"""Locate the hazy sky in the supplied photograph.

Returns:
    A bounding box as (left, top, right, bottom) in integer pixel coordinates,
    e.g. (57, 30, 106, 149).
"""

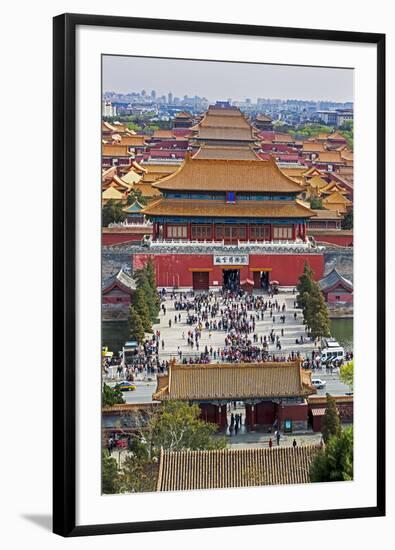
(103, 55, 353, 103)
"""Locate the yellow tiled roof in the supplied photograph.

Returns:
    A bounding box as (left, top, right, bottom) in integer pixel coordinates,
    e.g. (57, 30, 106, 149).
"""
(316, 151, 343, 163)
(133, 182, 162, 198)
(193, 145, 260, 160)
(200, 115, 251, 129)
(153, 362, 316, 401)
(120, 135, 147, 146)
(320, 183, 348, 195)
(142, 198, 315, 219)
(157, 445, 321, 491)
(102, 144, 132, 157)
(121, 169, 142, 185)
(302, 142, 326, 152)
(309, 175, 329, 189)
(197, 127, 255, 141)
(102, 186, 125, 200)
(323, 190, 352, 205)
(152, 156, 304, 193)
(153, 130, 175, 139)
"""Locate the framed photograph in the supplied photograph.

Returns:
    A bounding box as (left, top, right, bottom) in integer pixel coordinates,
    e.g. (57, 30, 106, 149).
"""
(53, 13, 385, 537)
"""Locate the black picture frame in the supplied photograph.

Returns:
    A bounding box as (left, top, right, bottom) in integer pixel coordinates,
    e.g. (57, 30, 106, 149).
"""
(53, 13, 386, 537)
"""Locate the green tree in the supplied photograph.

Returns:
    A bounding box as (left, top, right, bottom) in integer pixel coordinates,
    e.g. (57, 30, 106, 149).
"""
(126, 188, 147, 206)
(310, 196, 323, 209)
(120, 450, 158, 493)
(102, 451, 122, 494)
(342, 208, 353, 229)
(102, 382, 125, 407)
(133, 264, 159, 322)
(145, 259, 160, 319)
(340, 360, 354, 391)
(310, 427, 353, 482)
(321, 394, 341, 443)
(102, 200, 125, 226)
(128, 305, 145, 344)
(305, 283, 331, 340)
(151, 401, 227, 452)
(296, 262, 314, 314)
(133, 287, 152, 333)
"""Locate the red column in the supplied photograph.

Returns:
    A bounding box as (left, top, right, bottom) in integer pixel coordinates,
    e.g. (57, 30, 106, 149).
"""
(245, 404, 251, 428)
(303, 222, 307, 241)
(269, 224, 273, 241)
(292, 224, 296, 241)
(187, 222, 191, 241)
(212, 221, 215, 241)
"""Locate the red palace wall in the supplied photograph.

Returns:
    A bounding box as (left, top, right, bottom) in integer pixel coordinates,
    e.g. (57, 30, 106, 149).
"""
(133, 252, 324, 288)
(308, 232, 353, 247)
(102, 227, 153, 246)
(102, 233, 143, 245)
(327, 292, 353, 304)
(277, 403, 308, 424)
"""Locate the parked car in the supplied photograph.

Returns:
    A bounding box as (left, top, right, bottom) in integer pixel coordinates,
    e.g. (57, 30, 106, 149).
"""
(311, 378, 327, 390)
(114, 381, 136, 392)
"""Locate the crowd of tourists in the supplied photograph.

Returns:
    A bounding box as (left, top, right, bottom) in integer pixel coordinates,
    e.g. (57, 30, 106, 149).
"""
(103, 288, 353, 380)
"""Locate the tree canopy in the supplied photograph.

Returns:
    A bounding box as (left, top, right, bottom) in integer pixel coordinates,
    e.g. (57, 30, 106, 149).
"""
(102, 200, 125, 226)
(342, 208, 353, 229)
(296, 262, 330, 340)
(310, 427, 353, 482)
(339, 360, 354, 391)
(102, 401, 227, 494)
(151, 401, 227, 452)
(321, 393, 342, 443)
(102, 451, 122, 494)
(128, 305, 145, 344)
(309, 196, 323, 210)
(102, 382, 125, 407)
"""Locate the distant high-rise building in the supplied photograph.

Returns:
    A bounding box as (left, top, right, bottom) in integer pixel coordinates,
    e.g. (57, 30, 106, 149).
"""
(151, 90, 156, 99)
(141, 89, 146, 97)
(102, 101, 117, 117)
(168, 92, 173, 104)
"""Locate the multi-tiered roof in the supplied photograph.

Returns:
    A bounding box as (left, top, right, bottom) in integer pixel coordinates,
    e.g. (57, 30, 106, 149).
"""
(142, 155, 314, 220)
(192, 105, 258, 144)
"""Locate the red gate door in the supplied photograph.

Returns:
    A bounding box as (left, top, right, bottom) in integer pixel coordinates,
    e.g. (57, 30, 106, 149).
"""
(253, 271, 261, 288)
(192, 271, 209, 290)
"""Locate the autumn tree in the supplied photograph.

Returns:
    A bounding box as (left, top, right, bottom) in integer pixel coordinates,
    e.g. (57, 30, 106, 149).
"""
(151, 401, 227, 452)
(340, 360, 354, 391)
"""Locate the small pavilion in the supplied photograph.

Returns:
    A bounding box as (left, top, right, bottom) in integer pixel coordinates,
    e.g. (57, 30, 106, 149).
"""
(318, 268, 353, 304)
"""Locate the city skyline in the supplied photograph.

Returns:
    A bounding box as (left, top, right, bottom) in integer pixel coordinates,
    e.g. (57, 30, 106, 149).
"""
(103, 55, 354, 103)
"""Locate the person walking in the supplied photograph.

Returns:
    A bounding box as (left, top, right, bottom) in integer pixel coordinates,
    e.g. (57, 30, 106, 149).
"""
(268, 437, 273, 449)
(276, 430, 281, 446)
(292, 438, 297, 449)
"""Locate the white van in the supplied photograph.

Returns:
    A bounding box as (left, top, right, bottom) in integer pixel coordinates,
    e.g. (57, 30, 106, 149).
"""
(320, 338, 345, 364)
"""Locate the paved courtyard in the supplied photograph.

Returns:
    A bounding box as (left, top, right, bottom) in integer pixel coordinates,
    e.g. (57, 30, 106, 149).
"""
(155, 290, 332, 362)
(106, 290, 351, 401)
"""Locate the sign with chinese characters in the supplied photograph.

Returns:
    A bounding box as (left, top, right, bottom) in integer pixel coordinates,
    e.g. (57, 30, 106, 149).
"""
(213, 255, 249, 266)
